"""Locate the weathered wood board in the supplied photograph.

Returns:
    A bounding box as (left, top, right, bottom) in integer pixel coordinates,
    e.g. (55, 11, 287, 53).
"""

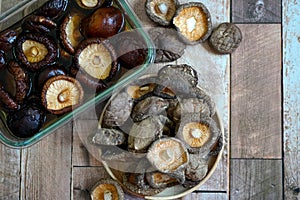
(230, 159, 282, 200)
(20, 123, 73, 200)
(231, 24, 282, 159)
(232, 0, 281, 23)
(283, 0, 300, 199)
(0, 144, 20, 200)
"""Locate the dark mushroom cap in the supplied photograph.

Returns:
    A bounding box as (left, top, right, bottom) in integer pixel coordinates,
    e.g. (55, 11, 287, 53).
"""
(81, 7, 125, 38)
(173, 2, 212, 44)
(35, 0, 69, 20)
(15, 33, 59, 71)
(7, 101, 45, 138)
(74, 38, 118, 81)
(22, 15, 57, 33)
(37, 65, 67, 91)
(60, 13, 84, 54)
(41, 75, 84, 115)
(145, 0, 179, 26)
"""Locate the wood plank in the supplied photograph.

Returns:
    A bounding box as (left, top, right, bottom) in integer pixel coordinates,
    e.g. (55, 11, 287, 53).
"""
(20, 123, 73, 200)
(283, 0, 300, 199)
(231, 24, 282, 159)
(0, 144, 20, 200)
(182, 192, 228, 200)
(72, 119, 102, 166)
(230, 159, 282, 200)
(72, 166, 113, 200)
(232, 0, 281, 23)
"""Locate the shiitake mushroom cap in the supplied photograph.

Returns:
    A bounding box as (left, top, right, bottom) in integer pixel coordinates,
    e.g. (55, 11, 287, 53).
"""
(81, 7, 125, 38)
(0, 29, 17, 52)
(60, 13, 84, 54)
(35, 0, 69, 20)
(7, 100, 45, 138)
(37, 65, 67, 91)
(22, 15, 57, 33)
(209, 22, 243, 54)
(176, 114, 221, 154)
(145, 0, 179, 26)
(15, 33, 59, 71)
(90, 178, 124, 200)
(173, 2, 212, 44)
(74, 38, 118, 81)
(41, 75, 84, 115)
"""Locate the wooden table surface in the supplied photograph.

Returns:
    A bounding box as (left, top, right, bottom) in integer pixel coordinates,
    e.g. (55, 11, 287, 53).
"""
(0, 0, 299, 199)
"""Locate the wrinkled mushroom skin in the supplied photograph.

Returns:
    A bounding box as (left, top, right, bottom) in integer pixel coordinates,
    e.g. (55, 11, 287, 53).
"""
(15, 33, 59, 71)
(35, 0, 69, 20)
(0, 30, 17, 52)
(0, 83, 18, 110)
(91, 179, 125, 200)
(82, 7, 125, 38)
(70, 66, 107, 92)
(22, 15, 57, 33)
(7, 61, 31, 104)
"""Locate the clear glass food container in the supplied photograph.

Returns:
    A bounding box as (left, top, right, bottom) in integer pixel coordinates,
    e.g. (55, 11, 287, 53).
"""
(0, 0, 155, 148)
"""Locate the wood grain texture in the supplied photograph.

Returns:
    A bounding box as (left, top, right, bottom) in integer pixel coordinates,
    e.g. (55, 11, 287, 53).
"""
(0, 144, 20, 200)
(72, 167, 112, 200)
(231, 24, 282, 159)
(283, 0, 300, 199)
(232, 0, 281, 23)
(20, 123, 72, 200)
(72, 119, 102, 167)
(230, 159, 282, 200)
(182, 192, 228, 200)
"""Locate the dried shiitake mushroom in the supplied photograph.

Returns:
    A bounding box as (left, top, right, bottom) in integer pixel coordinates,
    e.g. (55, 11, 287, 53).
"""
(0, 29, 17, 52)
(147, 137, 189, 184)
(111, 31, 148, 69)
(128, 116, 164, 152)
(185, 154, 208, 182)
(126, 83, 156, 100)
(22, 15, 57, 33)
(74, 38, 118, 81)
(102, 91, 134, 127)
(0, 83, 18, 110)
(7, 100, 45, 138)
(7, 61, 30, 104)
(146, 171, 178, 189)
(37, 65, 67, 91)
(60, 13, 84, 54)
(173, 2, 212, 44)
(76, 0, 104, 9)
(70, 66, 107, 92)
(209, 23, 243, 54)
(90, 179, 124, 200)
(41, 75, 84, 115)
(15, 33, 58, 71)
(91, 128, 126, 146)
(35, 0, 69, 20)
(131, 96, 169, 122)
(82, 7, 125, 38)
(176, 114, 221, 154)
(145, 0, 178, 26)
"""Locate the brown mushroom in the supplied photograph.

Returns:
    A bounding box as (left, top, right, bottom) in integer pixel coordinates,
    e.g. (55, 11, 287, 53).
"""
(35, 0, 69, 20)
(0, 83, 18, 110)
(146, 137, 189, 184)
(41, 75, 84, 115)
(76, 0, 104, 9)
(0, 29, 17, 52)
(60, 13, 84, 54)
(81, 7, 125, 38)
(74, 38, 118, 81)
(173, 2, 212, 44)
(145, 0, 178, 26)
(7, 61, 30, 104)
(15, 33, 59, 71)
(22, 15, 57, 33)
(176, 114, 221, 154)
(90, 179, 124, 200)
